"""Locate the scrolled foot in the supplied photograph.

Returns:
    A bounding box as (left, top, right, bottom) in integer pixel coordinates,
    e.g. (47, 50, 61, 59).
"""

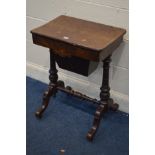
(86, 103, 107, 141)
(110, 103, 119, 111)
(35, 85, 57, 118)
(35, 110, 42, 119)
(57, 80, 65, 88)
(66, 86, 72, 91)
(108, 98, 119, 111)
(86, 127, 97, 141)
(35, 103, 48, 119)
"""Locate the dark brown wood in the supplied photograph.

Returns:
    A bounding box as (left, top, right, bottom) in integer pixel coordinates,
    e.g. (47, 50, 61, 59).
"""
(35, 83, 57, 118)
(86, 55, 119, 141)
(57, 86, 99, 105)
(55, 55, 98, 76)
(35, 51, 58, 118)
(31, 15, 126, 61)
(31, 33, 99, 61)
(100, 55, 111, 101)
(108, 98, 119, 111)
(31, 15, 126, 141)
(87, 101, 107, 141)
(49, 51, 58, 84)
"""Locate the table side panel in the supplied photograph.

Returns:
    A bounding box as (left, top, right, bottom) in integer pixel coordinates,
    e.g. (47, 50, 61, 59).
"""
(32, 33, 100, 61)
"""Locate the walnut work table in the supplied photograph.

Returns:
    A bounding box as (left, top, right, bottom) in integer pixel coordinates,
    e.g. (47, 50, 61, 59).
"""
(31, 15, 126, 141)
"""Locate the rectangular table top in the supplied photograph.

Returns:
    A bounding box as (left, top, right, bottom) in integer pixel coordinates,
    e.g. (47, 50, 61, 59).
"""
(31, 15, 126, 61)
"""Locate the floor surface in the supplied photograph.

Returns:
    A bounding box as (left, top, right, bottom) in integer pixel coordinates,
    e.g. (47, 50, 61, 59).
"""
(26, 77, 129, 155)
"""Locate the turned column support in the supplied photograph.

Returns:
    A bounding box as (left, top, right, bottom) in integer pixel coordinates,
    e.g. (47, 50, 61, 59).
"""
(87, 56, 111, 141)
(35, 49, 58, 118)
(49, 49, 58, 85)
(100, 55, 111, 102)
(87, 55, 119, 141)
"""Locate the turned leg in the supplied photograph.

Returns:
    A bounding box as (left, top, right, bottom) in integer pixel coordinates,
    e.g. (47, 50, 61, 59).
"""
(100, 55, 111, 102)
(87, 55, 118, 141)
(100, 55, 119, 110)
(87, 56, 110, 141)
(35, 50, 58, 118)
